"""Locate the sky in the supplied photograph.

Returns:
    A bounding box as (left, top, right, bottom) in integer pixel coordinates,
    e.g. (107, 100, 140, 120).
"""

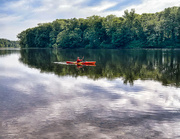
(0, 0, 179, 40)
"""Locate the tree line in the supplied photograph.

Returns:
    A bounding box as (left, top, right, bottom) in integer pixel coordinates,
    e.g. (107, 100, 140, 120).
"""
(17, 7, 180, 49)
(0, 39, 20, 48)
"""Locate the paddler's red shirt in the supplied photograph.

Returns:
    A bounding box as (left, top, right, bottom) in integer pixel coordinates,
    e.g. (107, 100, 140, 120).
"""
(77, 58, 82, 63)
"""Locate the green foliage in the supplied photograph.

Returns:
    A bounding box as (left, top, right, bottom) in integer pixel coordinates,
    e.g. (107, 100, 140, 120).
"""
(0, 39, 20, 48)
(56, 28, 82, 48)
(17, 6, 180, 49)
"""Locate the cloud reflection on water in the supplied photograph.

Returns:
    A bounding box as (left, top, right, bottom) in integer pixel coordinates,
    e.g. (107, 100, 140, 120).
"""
(0, 53, 180, 138)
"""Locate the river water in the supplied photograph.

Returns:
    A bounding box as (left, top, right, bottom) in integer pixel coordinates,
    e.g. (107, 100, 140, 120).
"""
(0, 49, 180, 139)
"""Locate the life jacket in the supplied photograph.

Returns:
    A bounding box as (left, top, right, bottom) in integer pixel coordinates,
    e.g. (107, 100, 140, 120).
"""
(77, 58, 82, 63)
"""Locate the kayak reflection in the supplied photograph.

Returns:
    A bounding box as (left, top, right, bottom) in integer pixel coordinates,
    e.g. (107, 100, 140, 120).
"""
(77, 63, 96, 69)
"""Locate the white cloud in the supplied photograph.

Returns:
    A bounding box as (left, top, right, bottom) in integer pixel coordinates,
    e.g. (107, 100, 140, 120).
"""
(4, 0, 29, 9)
(0, 15, 21, 23)
(122, 0, 180, 14)
(91, 1, 118, 12)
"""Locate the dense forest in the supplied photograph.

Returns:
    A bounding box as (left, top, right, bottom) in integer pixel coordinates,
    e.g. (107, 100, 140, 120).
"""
(17, 7, 180, 49)
(0, 39, 20, 48)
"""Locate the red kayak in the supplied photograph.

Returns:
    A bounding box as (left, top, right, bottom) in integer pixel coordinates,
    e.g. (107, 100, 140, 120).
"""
(66, 61, 96, 65)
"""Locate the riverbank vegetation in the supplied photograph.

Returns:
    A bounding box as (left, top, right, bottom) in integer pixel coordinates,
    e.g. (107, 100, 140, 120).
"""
(0, 39, 20, 48)
(17, 7, 180, 49)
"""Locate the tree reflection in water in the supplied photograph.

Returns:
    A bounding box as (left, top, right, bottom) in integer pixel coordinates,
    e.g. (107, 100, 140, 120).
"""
(19, 48, 180, 87)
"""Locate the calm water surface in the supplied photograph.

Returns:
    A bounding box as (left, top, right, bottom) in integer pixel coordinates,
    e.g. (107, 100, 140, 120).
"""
(0, 49, 180, 139)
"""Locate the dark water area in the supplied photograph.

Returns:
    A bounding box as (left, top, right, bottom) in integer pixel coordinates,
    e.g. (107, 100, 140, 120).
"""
(0, 49, 180, 139)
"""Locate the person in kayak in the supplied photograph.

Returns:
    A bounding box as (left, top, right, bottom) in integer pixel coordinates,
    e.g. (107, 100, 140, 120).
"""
(77, 56, 84, 63)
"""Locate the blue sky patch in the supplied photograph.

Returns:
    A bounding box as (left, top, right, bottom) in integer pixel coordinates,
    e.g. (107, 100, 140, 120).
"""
(0, 0, 16, 15)
(105, 0, 142, 11)
(80, 0, 104, 7)
(30, 0, 42, 8)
